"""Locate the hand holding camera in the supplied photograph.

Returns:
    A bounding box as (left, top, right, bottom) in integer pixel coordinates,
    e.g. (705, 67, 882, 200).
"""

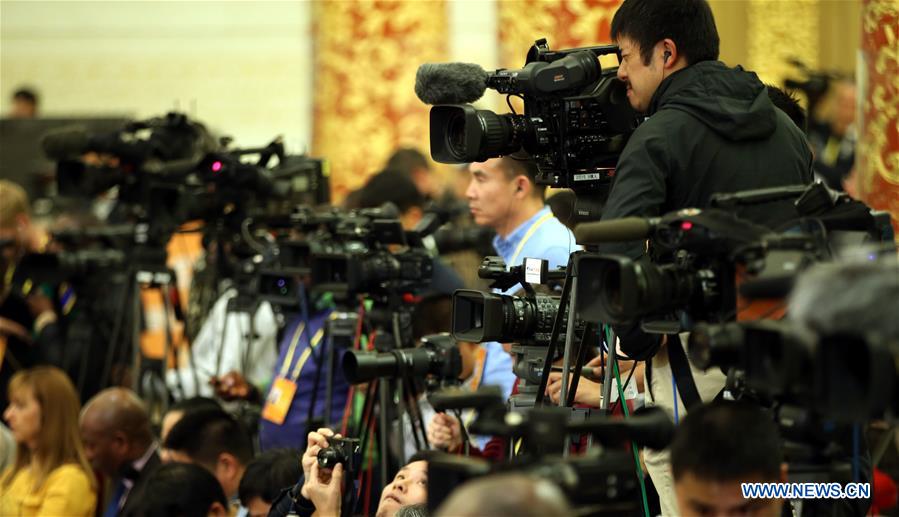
(427, 412, 463, 452)
(301, 428, 340, 499)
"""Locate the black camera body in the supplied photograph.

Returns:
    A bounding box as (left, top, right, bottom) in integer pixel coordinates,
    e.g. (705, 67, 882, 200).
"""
(428, 39, 639, 221)
(317, 436, 361, 472)
(452, 256, 571, 347)
(342, 333, 462, 389)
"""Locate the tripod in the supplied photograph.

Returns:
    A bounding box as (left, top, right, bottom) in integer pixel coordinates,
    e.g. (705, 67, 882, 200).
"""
(340, 298, 430, 514)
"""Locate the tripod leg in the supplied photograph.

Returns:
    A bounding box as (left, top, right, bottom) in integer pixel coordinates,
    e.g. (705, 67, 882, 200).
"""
(559, 275, 579, 408)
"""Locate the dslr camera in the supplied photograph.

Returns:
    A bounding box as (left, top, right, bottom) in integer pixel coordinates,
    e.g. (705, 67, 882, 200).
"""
(317, 436, 361, 472)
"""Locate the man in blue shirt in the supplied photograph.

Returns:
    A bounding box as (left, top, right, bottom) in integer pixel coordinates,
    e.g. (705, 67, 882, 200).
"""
(468, 157, 577, 279)
(427, 155, 579, 453)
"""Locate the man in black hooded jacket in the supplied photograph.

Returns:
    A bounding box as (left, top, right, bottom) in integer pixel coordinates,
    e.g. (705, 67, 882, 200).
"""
(597, 1, 816, 515)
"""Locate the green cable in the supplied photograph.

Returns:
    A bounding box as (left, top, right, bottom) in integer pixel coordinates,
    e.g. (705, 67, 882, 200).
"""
(609, 326, 651, 517)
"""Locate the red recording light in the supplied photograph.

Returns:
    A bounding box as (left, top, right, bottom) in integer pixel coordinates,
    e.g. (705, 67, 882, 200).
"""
(211, 161, 223, 172)
(681, 221, 693, 231)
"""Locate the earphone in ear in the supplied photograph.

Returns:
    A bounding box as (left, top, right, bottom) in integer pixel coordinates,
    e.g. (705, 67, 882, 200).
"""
(663, 50, 671, 63)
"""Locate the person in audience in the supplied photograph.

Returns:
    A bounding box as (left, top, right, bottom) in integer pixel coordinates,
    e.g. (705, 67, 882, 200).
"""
(808, 79, 857, 190)
(10, 87, 39, 119)
(0, 422, 15, 471)
(0, 180, 65, 412)
(80, 387, 160, 517)
(238, 448, 302, 517)
(268, 427, 430, 517)
(435, 473, 571, 517)
(1, 366, 97, 516)
(163, 407, 253, 512)
(670, 400, 786, 517)
(124, 462, 228, 517)
(159, 396, 222, 444)
(395, 503, 429, 517)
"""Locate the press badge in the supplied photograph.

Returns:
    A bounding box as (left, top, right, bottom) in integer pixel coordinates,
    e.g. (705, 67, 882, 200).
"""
(261, 377, 298, 425)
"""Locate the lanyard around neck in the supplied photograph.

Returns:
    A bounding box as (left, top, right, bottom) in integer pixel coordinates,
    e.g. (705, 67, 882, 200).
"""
(508, 211, 554, 268)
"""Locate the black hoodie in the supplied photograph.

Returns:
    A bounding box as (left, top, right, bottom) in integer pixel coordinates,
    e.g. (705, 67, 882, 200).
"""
(599, 60, 814, 259)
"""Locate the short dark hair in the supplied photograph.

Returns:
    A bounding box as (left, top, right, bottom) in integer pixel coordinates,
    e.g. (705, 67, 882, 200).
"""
(167, 396, 222, 415)
(767, 85, 807, 133)
(163, 408, 253, 468)
(12, 87, 38, 106)
(406, 450, 434, 465)
(357, 170, 425, 213)
(611, 0, 719, 66)
(670, 400, 782, 482)
(385, 148, 431, 175)
(500, 155, 546, 199)
(128, 462, 227, 517)
(238, 448, 301, 505)
(395, 504, 429, 517)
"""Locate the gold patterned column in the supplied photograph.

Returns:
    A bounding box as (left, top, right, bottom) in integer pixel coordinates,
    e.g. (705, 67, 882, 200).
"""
(312, 0, 447, 201)
(855, 0, 899, 238)
(746, 0, 819, 86)
(498, 0, 621, 69)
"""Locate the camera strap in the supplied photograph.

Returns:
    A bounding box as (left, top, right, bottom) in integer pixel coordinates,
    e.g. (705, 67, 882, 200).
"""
(666, 333, 703, 412)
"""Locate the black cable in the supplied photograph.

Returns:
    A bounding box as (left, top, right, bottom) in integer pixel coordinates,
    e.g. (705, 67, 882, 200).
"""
(452, 409, 472, 456)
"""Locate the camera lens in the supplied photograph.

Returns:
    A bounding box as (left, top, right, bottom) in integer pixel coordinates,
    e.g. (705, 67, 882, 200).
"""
(317, 447, 345, 469)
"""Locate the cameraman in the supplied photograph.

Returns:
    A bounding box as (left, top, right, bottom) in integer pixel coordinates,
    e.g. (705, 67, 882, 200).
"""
(600, 1, 814, 512)
(269, 428, 429, 517)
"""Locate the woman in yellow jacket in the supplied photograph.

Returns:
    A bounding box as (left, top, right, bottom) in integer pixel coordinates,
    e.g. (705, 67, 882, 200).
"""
(1, 366, 97, 516)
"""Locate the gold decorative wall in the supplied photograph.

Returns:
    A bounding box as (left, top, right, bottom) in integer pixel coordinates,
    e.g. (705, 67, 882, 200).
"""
(497, 0, 621, 69)
(745, 0, 820, 86)
(855, 0, 899, 237)
(312, 0, 447, 201)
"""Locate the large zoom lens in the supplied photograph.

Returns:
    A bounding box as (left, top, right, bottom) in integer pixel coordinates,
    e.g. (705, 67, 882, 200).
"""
(430, 105, 541, 164)
(452, 289, 559, 344)
(342, 341, 461, 384)
(576, 255, 696, 324)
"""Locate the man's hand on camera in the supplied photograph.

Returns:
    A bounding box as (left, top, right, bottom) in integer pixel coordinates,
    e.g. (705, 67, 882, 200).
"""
(301, 428, 341, 499)
(307, 461, 343, 517)
(545, 355, 606, 406)
(427, 413, 462, 452)
(545, 371, 602, 406)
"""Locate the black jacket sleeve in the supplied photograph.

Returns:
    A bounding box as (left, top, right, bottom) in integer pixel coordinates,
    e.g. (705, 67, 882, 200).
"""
(598, 127, 673, 359)
(597, 123, 672, 260)
(268, 483, 316, 517)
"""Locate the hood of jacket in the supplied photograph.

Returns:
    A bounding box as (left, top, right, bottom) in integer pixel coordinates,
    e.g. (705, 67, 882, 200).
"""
(647, 60, 777, 141)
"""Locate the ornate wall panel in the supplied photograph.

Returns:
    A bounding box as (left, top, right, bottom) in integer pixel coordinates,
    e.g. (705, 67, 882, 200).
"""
(746, 0, 819, 87)
(312, 0, 447, 200)
(497, 0, 621, 69)
(856, 0, 899, 238)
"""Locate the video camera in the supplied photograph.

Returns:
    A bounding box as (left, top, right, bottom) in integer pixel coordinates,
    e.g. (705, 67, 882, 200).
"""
(452, 256, 589, 410)
(574, 208, 825, 330)
(427, 386, 674, 515)
(417, 38, 640, 221)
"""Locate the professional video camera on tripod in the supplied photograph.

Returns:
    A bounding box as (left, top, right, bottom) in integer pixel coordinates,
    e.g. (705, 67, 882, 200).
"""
(417, 38, 640, 223)
(426, 386, 674, 516)
(17, 112, 325, 405)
